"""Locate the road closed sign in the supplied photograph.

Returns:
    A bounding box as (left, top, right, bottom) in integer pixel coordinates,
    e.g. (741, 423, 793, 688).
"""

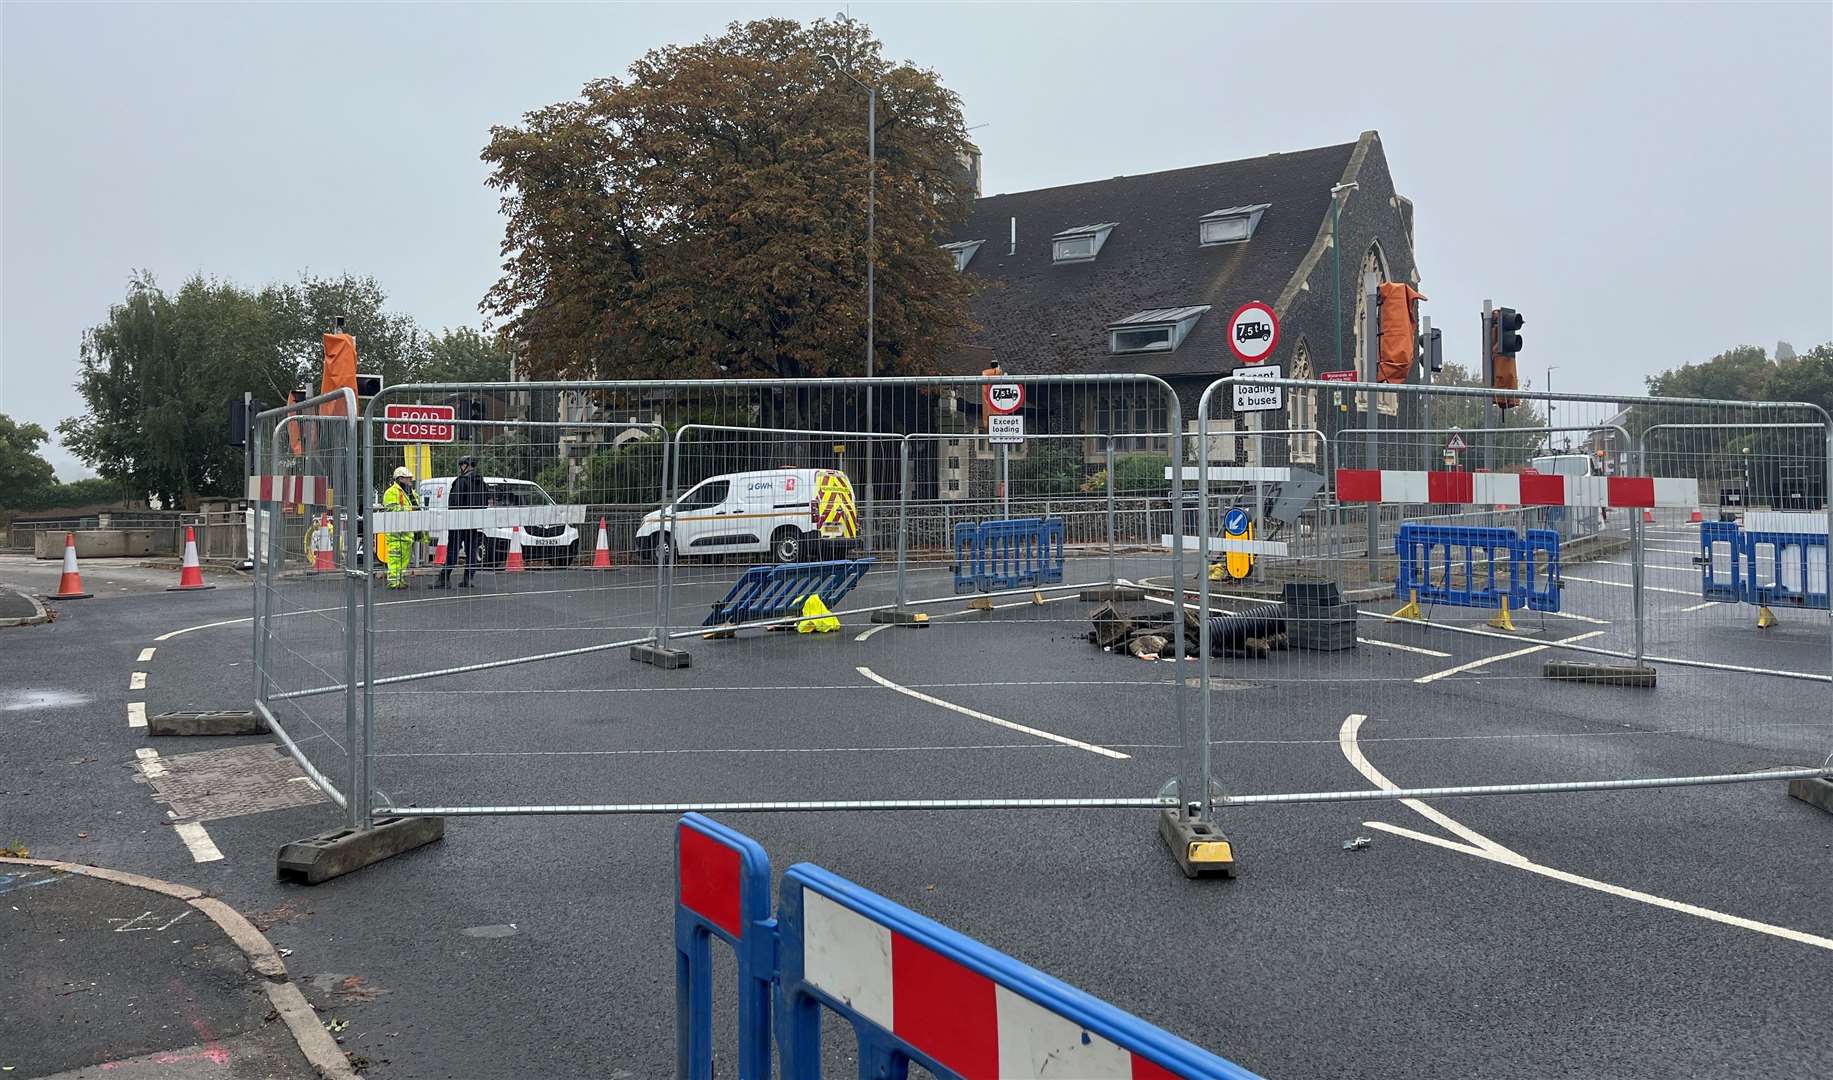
(1232, 364, 1284, 413)
(1227, 301, 1279, 364)
(382, 403, 456, 443)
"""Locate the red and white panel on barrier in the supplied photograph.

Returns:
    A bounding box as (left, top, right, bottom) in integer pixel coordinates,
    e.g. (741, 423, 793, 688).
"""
(801, 888, 1185, 1079)
(1335, 469, 1698, 509)
(247, 475, 331, 505)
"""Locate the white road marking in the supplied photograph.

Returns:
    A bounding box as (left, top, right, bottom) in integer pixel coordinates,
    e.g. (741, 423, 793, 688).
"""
(1337, 714, 1519, 858)
(1357, 638, 1451, 658)
(1563, 575, 1698, 597)
(1361, 820, 1833, 953)
(856, 666, 1128, 760)
(1414, 630, 1605, 684)
(1679, 601, 1717, 612)
(174, 821, 224, 863)
(137, 647, 156, 662)
(127, 702, 146, 729)
(135, 747, 167, 779)
(1544, 609, 1610, 626)
(129, 672, 147, 690)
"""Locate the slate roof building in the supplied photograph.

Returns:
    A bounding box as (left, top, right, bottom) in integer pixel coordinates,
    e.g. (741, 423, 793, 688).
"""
(940, 130, 1420, 489)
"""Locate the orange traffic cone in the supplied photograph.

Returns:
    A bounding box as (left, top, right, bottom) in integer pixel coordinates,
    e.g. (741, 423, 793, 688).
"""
(309, 515, 337, 573)
(433, 532, 448, 565)
(50, 533, 92, 599)
(1642, 510, 1655, 524)
(590, 518, 613, 569)
(1688, 509, 1702, 523)
(504, 526, 526, 573)
(167, 526, 216, 591)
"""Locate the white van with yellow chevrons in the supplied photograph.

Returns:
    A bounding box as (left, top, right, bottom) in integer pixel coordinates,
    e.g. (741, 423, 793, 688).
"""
(635, 468, 857, 564)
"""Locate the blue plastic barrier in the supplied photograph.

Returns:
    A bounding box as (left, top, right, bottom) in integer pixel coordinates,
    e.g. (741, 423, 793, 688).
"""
(675, 814, 774, 1080)
(1745, 530, 1830, 611)
(1394, 524, 1562, 614)
(1696, 521, 1830, 611)
(704, 558, 876, 627)
(1698, 521, 1745, 603)
(675, 814, 1259, 1080)
(952, 518, 1066, 595)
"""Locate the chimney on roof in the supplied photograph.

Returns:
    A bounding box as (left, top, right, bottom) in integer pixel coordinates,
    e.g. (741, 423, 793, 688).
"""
(1009, 216, 1016, 256)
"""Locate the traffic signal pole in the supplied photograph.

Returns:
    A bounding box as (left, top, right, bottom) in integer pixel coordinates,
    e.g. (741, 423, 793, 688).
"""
(1363, 273, 1380, 576)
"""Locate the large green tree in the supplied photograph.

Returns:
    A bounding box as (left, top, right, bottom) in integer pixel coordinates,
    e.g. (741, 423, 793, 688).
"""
(0, 414, 58, 509)
(481, 15, 978, 383)
(59, 271, 482, 507)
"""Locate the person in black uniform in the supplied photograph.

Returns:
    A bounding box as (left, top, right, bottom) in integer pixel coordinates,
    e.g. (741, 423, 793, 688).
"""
(434, 456, 488, 588)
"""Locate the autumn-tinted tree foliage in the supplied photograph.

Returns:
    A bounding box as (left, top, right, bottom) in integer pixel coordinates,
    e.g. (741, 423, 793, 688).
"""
(481, 16, 978, 383)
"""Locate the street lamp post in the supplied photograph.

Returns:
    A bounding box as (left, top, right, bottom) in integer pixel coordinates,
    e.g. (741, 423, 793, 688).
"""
(1546, 364, 1560, 452)
(823, 55, 877, 541)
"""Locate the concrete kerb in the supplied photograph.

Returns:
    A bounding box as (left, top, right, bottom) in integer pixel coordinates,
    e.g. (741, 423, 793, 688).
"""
(148, 709, 269, 736)
(0, 856, 362, 1080)
(1, 585, 50, 627)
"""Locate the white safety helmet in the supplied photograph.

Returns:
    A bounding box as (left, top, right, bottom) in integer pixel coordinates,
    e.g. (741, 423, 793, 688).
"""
(392, 466, 414, 481)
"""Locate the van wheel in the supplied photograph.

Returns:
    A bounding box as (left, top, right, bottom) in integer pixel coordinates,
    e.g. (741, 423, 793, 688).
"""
(649, 532, 671, 565)
(771, 528, 804, 564)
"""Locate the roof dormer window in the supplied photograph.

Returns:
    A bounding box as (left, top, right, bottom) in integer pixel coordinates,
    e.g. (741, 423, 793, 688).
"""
(941, 239, 983, 271)
(1199, 204, 1268, 246)
(1107, 306, 1211, 353)
(1052, 223, 1116, 264)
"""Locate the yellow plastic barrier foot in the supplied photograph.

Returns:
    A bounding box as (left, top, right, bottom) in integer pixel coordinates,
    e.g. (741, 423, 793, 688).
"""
(1757, 605, 1778, 629)
(1487, 597, 1517, 633)
(1158, 809, 1237, 880)
(1392, 590, 1423, 621)
(1031, 591, 1046, 606)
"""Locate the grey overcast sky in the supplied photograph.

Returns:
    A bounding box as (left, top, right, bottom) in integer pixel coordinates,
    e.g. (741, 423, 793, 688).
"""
(4, 2, 1829, 477)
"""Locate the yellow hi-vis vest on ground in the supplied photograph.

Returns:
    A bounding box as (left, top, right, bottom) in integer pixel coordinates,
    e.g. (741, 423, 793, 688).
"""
(796, 594, 840, 633)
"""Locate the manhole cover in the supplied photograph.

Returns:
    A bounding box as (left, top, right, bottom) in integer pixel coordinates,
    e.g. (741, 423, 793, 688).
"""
(1185, 677, 1266, 691)
(139, 744, 330, 823)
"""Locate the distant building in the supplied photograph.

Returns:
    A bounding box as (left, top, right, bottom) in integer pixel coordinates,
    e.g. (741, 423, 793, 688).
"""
(941, 130, 1421, 491)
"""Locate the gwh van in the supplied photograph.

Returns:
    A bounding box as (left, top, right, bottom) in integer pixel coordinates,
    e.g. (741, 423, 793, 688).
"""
(636, 468, 858, 564)
(418, 476, 579, 565)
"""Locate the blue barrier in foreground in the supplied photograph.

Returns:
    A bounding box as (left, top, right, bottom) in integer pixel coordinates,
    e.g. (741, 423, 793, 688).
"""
(1395, 524, 1562, 614)
(675, 812, 1259, 1080)
(703, 558, 875, 627)
(952, 517, 1065, 594)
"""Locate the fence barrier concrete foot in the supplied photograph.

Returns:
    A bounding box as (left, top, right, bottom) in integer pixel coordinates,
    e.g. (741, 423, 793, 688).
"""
(1541, 660, 1658, 688)
(631, 643, 692, 669)
(869, 609, 929, 625)
(1158, 809, 1237, 880)
(148, 710, 266, 737)
(276, 817, 445, 885)
(1079, 584, 1145, 602)
(1787, 777, 1833, 816)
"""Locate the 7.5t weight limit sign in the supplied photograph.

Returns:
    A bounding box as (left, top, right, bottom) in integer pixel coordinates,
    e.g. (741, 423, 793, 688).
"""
(382, 403, 456, 443)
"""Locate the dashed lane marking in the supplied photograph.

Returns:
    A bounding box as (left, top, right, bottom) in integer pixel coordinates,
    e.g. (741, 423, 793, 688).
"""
(129, 671, 147, 690)
(128, 702, 146, 728)
(1357, 638, 1451, 658)
(856, 665, 1129, 760)
(174, 822, 224, 863)
(135, 747, 167, 779)
(1413, 630, 1605, 685)
(137, 647, 156, 662)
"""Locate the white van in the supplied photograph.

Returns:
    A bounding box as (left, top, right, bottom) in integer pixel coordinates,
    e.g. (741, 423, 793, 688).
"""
(418, 476, 579, 565)
(636, 468, 858, 564)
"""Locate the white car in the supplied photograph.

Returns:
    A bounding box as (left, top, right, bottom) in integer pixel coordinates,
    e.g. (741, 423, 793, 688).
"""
(418, 476, 579, 565)
(636, 467, 858, 564)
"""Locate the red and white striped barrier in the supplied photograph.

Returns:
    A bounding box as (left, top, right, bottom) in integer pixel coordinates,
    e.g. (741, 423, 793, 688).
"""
(1336, 469, 1698, 509)
(246, 475, 331, 505)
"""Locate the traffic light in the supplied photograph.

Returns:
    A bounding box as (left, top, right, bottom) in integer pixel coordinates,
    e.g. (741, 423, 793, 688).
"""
(1490, 306, 1524, 408)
